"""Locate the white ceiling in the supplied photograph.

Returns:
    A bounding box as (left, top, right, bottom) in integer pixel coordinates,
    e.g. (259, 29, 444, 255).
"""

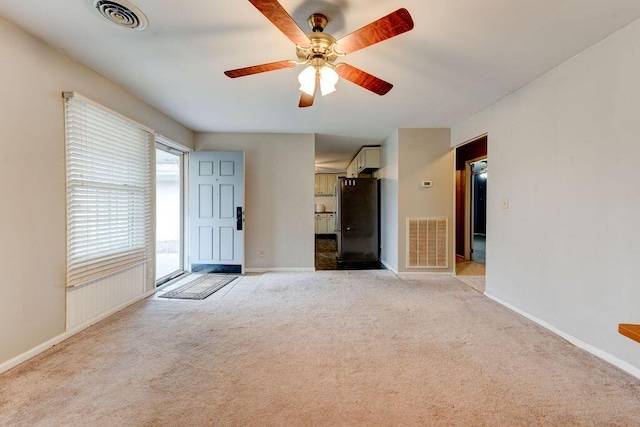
(2, 0, 640, 172)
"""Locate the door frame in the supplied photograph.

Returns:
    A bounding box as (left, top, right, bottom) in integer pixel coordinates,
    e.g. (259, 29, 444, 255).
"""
(155, 136, 191, 287)
(454, 134, 488, 264)
(188, 151, 245, 274)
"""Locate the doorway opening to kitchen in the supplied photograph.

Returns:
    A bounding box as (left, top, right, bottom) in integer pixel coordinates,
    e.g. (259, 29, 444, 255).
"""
(314, 146, 383, 270)
(314, 173, 339, 270)
(314, 173, 382, 270)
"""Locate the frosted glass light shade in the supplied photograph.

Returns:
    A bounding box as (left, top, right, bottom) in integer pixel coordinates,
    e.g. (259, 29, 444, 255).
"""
(298, 66, 317, 96)
(319, 66, 339, 96)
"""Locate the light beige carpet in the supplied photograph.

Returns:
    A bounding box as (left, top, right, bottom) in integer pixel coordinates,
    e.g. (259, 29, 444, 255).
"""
(455, 275, 486, 294)
(1, 271, 639, 426)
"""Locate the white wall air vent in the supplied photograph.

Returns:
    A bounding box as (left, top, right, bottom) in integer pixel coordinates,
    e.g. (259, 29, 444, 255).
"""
(407, 217, 448, 268)
(89, 0, 148, 30)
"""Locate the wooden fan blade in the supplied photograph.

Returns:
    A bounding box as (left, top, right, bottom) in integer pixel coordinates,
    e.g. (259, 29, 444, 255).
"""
(299, 74, 319, 108)
(224, 60, 297, 78)
(248, 0, 310, 46)
(336, 64, 393, 95)
(299, 91, 315, 108)
(335, 8, 414, 55)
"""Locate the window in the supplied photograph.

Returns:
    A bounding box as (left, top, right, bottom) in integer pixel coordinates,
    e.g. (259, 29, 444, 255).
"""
(64, 93, 152, 288)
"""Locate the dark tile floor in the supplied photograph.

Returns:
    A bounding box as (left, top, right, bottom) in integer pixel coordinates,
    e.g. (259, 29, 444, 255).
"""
(315, 235, 384, 270)
(315, 235, 337, 270)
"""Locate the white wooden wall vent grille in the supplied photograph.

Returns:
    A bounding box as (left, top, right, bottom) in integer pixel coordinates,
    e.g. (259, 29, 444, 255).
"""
(407, 217, 448, 268)
(64, 93, 152, 288)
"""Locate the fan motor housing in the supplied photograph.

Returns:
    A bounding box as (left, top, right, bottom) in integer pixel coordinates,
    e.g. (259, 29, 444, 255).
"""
(308, 13, 328, 32)
(297, 32, 338, 63)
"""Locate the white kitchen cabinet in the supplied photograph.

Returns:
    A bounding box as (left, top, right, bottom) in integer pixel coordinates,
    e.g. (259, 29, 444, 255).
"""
(314, 174, 326, 195)
(315, 214, 328, 234)
(315, 213, 336, 234)
(327, 174, 338, 195)
(356, 147, 381, 174)
(346, 146, 381, 177)
(356, 151, 364, 171)
(346, 161, 357, 178)
(326, 214, 335, 233)
(315, 174, 339, 196)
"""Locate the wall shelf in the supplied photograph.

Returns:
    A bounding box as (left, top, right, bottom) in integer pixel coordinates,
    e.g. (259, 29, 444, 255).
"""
(618, 324, 640, 344)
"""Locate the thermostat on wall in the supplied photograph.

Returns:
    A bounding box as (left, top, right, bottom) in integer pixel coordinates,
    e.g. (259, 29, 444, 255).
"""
(421, 181, 433, 188)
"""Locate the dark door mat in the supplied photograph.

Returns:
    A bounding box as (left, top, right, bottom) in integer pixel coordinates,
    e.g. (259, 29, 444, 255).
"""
(191, 264, 242, 274)
(159, 274, 239, 300)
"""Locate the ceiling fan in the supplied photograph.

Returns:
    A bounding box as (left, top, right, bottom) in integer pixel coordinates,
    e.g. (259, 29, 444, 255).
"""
(224, 0, 414, 108)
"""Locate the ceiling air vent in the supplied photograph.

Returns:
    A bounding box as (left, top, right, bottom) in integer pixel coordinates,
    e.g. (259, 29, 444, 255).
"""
(89, 0, 148, 30)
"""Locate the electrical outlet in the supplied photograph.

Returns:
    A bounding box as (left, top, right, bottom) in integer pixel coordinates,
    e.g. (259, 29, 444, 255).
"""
(259, 251, 265, 257)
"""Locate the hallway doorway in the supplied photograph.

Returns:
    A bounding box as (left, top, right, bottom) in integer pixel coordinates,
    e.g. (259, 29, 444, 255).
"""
(455, 136, 487, 292)
(470, 159, 487, 265)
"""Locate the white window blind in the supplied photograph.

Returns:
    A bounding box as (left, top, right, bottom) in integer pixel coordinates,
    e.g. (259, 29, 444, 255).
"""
(64, 94, 152, 288)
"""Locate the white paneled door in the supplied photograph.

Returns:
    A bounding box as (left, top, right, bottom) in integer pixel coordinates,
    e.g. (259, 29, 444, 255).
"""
(189, 151, 244, 272)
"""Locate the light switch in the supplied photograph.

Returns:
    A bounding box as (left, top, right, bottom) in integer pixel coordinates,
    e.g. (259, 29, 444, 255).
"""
(421, 181, 432, 188)
(502, 198, 509, 209)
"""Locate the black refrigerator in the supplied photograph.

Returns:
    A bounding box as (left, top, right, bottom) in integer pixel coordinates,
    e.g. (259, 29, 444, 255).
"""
(334, 177, 380, 266)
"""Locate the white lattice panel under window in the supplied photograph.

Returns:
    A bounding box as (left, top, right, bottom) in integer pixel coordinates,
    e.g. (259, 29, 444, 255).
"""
(407, 218, 448, 268)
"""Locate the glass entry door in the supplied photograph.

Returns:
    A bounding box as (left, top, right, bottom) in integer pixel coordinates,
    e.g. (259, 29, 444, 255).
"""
(156, 145, 185, 283)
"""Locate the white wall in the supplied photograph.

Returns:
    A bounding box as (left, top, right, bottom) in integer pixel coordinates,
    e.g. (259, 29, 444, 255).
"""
(0, 15, 193, 366)
(397, 129, 454, 273)
(452, 19, 640, 373)
(195, 133, 315, 271)
(380, 129, 454, 274)
(379, 131, 399, 272)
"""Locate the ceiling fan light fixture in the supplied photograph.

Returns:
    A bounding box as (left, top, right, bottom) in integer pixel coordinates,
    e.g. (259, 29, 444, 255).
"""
(298, 66, 317, 96)
(319, 66, 339, 96)
(298, 65, 339, 97)
(225, 2, 414, 107)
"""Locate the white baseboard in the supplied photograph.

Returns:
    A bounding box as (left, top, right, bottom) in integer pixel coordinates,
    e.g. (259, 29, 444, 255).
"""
(485, 292, 640, 380)
(397, 271, 455, 279)
(0, 289, 155, 375)
(380, 259, 455, 278)
(244, 267, 315, 273)
(0, 333, 70, 375)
